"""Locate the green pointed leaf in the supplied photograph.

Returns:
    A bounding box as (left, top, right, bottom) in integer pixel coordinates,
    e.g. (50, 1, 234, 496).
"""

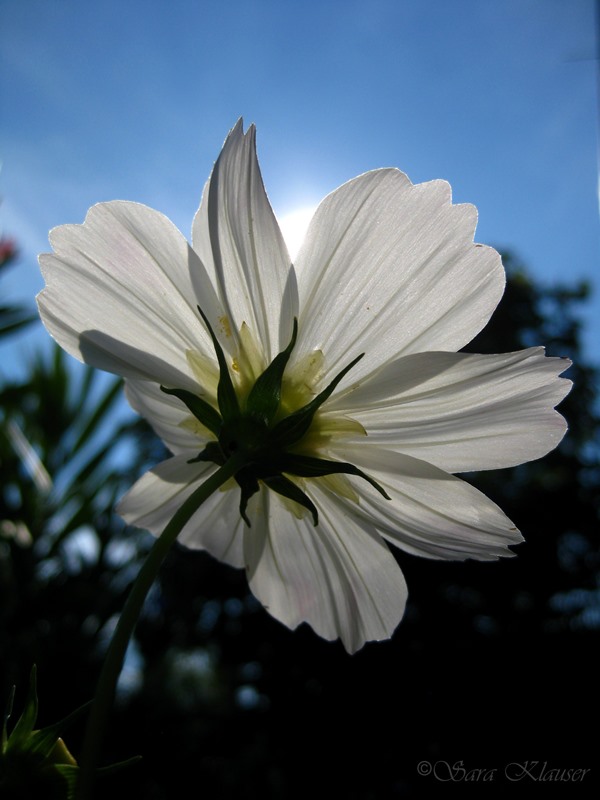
(160, 386, 222, 435)
(197, 306, 240, 424)
(272, 353, 364, 447)
(96, 755, 143, 776)
(0, 308, 38, 337)
(63, 440, 117, 494)
(71, 376, 123, 454)
(246, 319, 298, 424)
(78, 361, 96, 404)
(2, 685, 15, 752)
(8, 666, 38, 748)
(264, 475, 319, 526)
(49, 502, 98, 555)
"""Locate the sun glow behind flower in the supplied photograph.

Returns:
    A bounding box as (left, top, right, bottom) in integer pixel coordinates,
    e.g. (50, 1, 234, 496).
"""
(278, 206, 317, 260)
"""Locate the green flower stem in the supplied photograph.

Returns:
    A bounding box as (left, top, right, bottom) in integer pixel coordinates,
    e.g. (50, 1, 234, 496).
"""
(76, 452, 247, 800)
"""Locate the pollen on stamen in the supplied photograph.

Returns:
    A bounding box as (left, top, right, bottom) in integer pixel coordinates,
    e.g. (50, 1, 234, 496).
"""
(218, 315, 233, 338)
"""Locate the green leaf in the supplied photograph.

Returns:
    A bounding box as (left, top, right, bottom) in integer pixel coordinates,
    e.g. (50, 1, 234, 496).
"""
(63, 440, 118, 494)
(2, 686, 15, 752)
(0, 306, 38, 338)
(71, 376, 123, 454)
(7, 666, 38, 749)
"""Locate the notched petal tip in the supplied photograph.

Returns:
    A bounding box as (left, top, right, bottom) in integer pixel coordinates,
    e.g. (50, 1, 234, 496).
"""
(221, 117, 257, 154)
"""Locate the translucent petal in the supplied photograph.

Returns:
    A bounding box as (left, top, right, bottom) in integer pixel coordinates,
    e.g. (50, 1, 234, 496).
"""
(244, 486, 407, 653)
(186, 349, 219, 402)
(333, 446, 522, 561)
(330, 348, 571, 471)
(192, 120, 298, 360)
(293, 169, 504, 383)
(117, 455, 245, 568)
(38, 201, 220, 388)
(125, 379, 212, 456)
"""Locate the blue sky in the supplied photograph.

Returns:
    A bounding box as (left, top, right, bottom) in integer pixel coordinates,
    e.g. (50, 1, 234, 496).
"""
(1, 0, 598, 378)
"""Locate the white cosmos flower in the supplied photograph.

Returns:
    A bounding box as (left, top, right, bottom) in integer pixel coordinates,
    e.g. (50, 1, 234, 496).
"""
(37, 120, 571, 653)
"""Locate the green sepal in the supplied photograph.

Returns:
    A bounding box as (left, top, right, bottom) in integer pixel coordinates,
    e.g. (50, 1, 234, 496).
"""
(272, 353, 364, 448)
(197, 306, 240, 424)
(235, 468, 260, 527)
(160, 386, 222, 436)
(278, 454, 391, 500)
(246, 319, 298, 425)
(264, 475, 319, 526)
(187, 441, 225, 465)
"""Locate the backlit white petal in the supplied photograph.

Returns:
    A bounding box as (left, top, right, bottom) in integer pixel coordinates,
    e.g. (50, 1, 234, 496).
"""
(125, 379, 209, 456)
(293, 169, 504, 382)
(38, 120, 571, 649)
(117, 455, 245, 568)
(192, 120, 298, 359)
(334, 446, 522, 560)
(330, 348, 572, 471)
(38, 201, 220, 388)
(244, 486, 407, 653)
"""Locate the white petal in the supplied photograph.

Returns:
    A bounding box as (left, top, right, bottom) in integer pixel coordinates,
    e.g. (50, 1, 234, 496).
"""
(243, 485, 407, 653)
(330, 348, 571, 471)
(38, 201, 221, 388)
(333, 446, 522, 560)
(117, 455, 245, 568)
(125, 379, 209, 456)
(192, 120, 298, 360)
(293, 169, 504, 383)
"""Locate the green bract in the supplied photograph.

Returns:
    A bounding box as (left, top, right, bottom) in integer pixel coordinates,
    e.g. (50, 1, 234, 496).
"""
(163, 310, 389, 526)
